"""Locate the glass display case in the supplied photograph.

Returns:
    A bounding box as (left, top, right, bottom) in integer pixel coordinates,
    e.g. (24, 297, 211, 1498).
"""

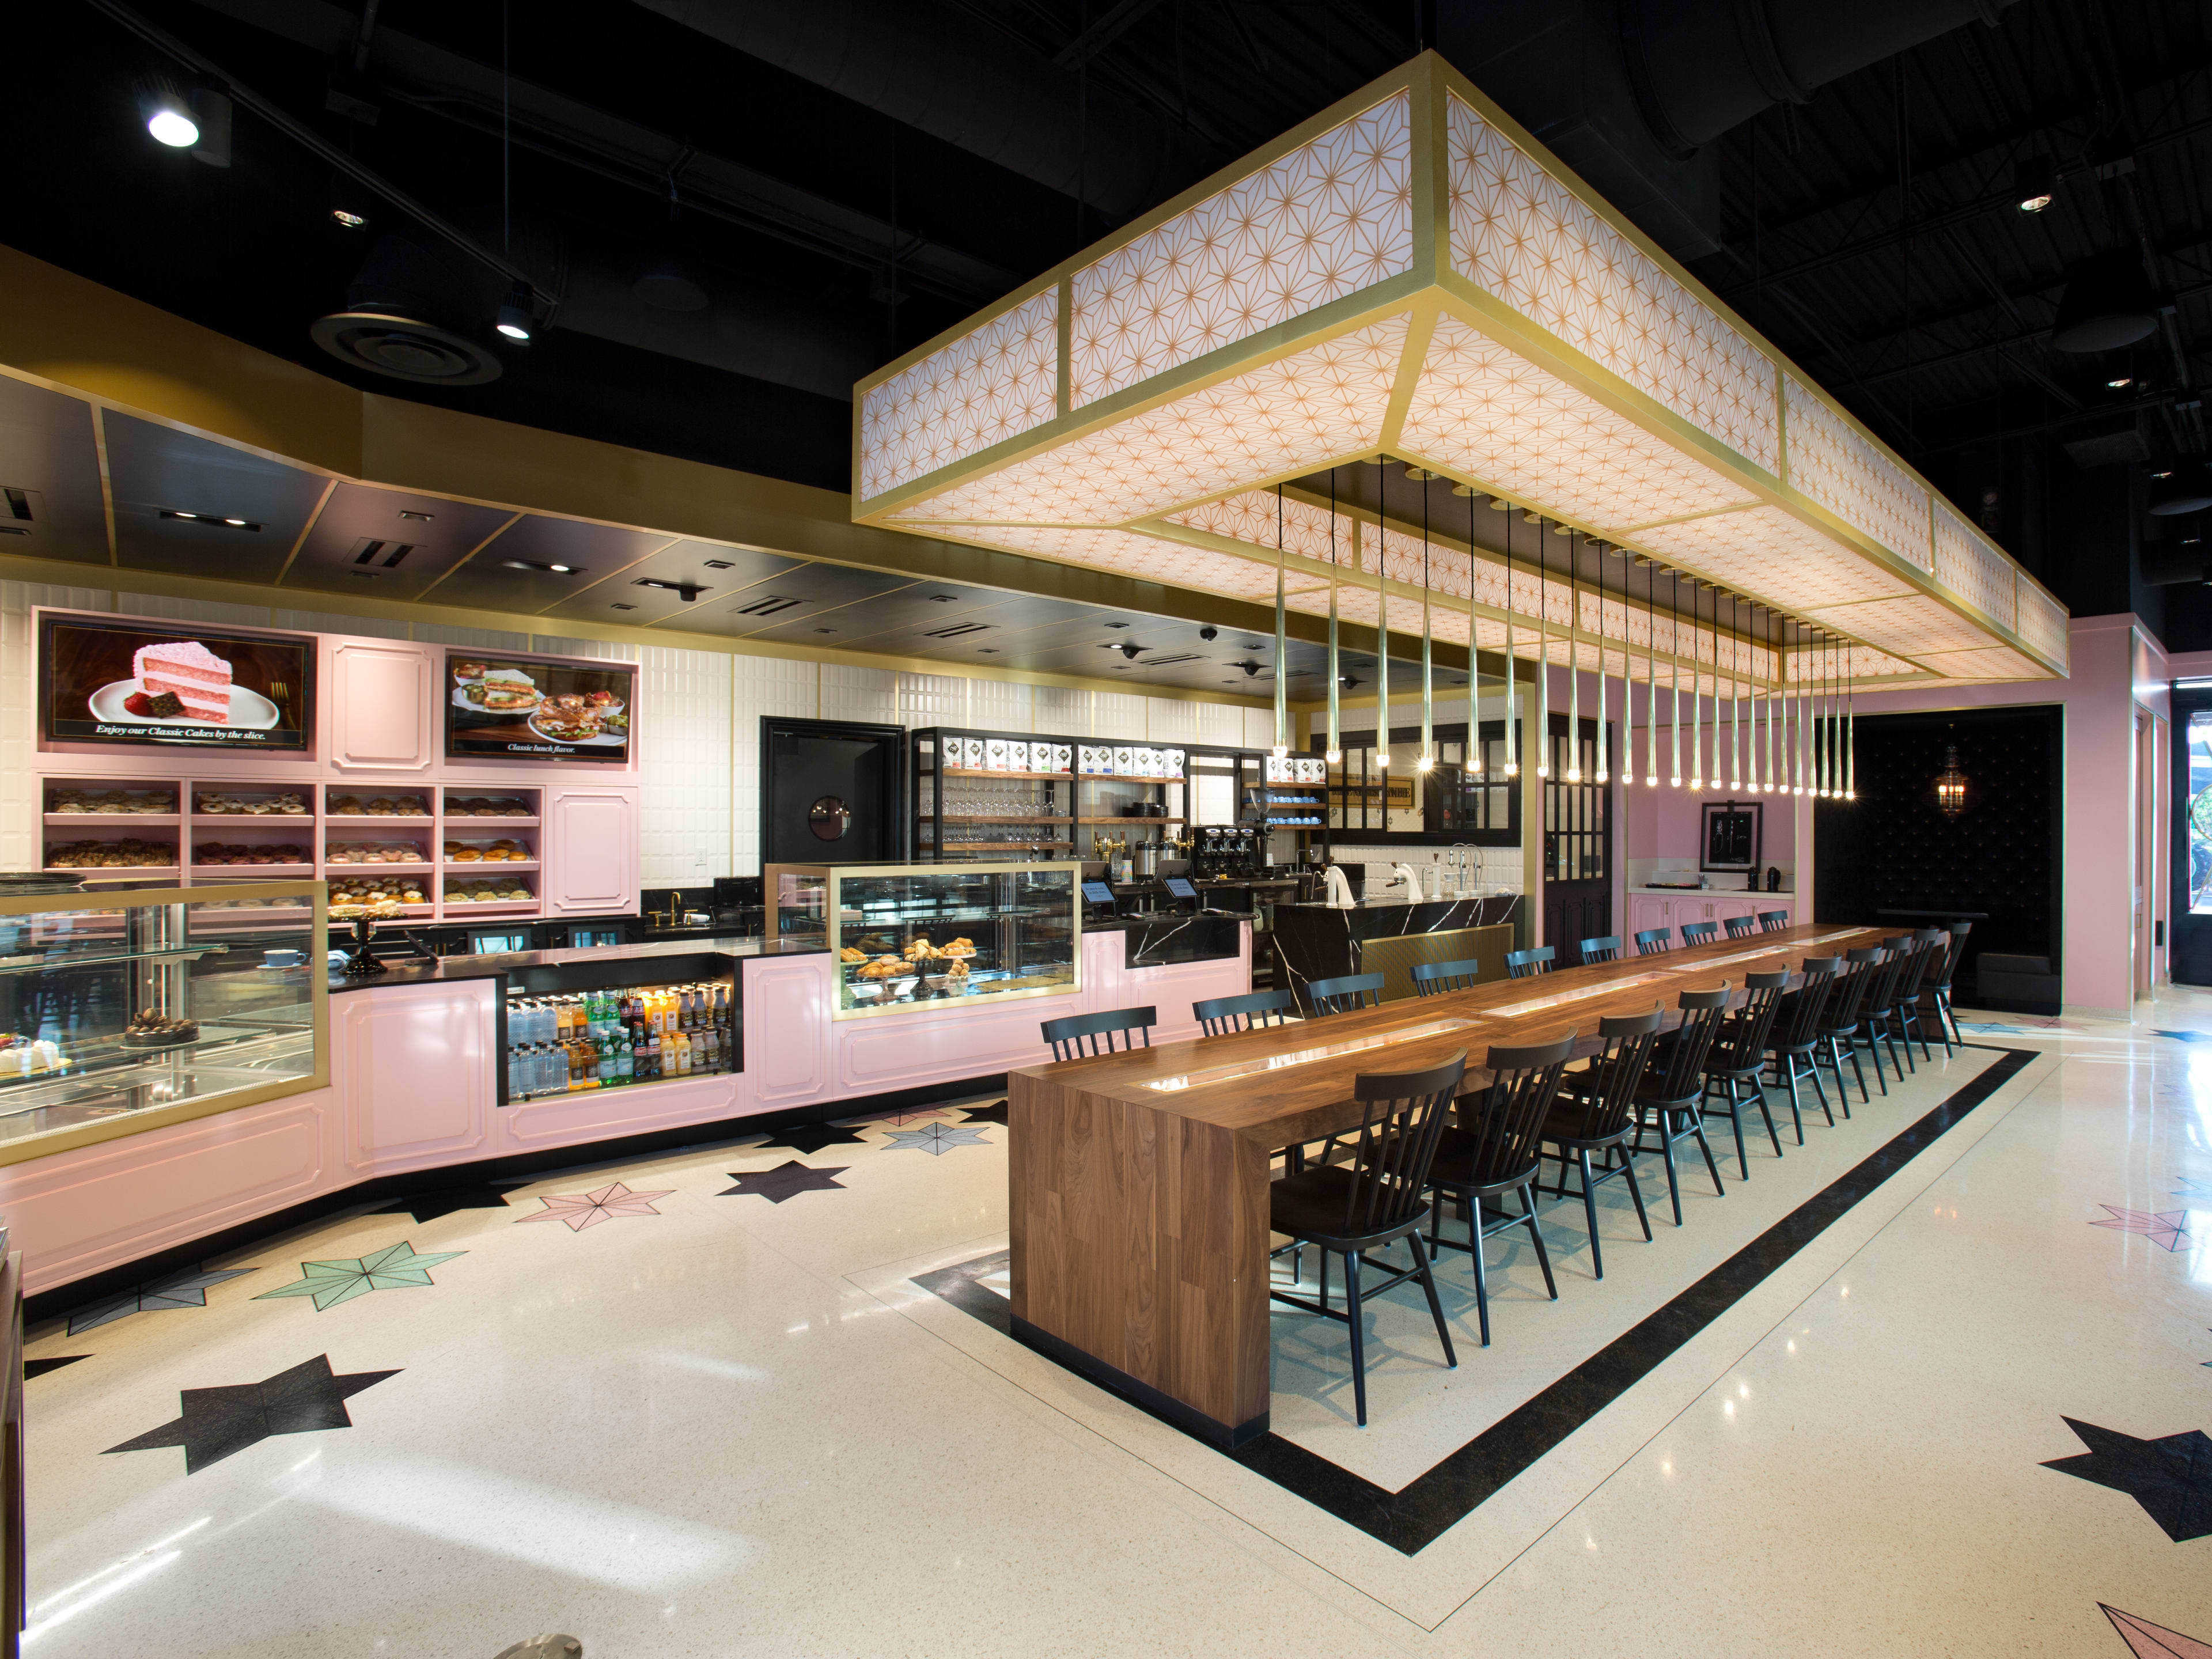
(767, 860, 1080, 1018)
(0, 880, 328, 1161)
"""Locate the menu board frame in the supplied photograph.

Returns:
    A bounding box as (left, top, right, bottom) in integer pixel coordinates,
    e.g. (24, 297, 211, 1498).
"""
(37, 612, 316, 753)
(442, 647, 638, 766)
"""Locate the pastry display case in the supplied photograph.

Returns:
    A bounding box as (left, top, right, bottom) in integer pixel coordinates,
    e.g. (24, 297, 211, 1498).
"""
(767, 860, 1080, 1018)
(0, 880, 328, 1161)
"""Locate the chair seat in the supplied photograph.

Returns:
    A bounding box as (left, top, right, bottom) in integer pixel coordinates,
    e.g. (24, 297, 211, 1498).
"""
(1429, 1126, 1544, 1194)
(1534, 1100, 1630, 1147)
(1269, 1165, 1421, 1245)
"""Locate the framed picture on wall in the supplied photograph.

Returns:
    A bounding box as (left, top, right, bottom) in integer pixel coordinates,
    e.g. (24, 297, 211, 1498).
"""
(1700, 800, 1763, 873)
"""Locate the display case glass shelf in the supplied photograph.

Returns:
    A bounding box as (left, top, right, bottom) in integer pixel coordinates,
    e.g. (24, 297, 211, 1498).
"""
(767, 861, 1080, 1019)
(0, 880, 328, 1161)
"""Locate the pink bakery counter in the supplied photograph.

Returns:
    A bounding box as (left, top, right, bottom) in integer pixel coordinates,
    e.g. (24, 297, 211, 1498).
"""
(0, 871, 1248, 1300)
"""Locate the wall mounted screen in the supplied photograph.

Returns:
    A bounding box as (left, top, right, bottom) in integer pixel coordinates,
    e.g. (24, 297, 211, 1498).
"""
(39, 613, 314, 752)
(443, 650, 637, 764)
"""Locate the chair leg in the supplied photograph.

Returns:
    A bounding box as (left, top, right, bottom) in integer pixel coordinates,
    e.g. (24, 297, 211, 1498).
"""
(1805, 1056, 1835, 1126)
(1517, 1183, 1557, 1301)
(1654, 1116, 1684, 1226)
(1407, 1231, 1455, 1369)
(1779, 1058, 1806, 1144)
(1725, 1078, 1750, 1180)
(1317, 1248, 1330, 1313)
(1749, 1075, 1783, 1158)
(1344, 1249, 1368, 1427)
(1687, 1115, 1726, 1195)
(1578, 1148, 1604, 1280)
(1845, 1039, 1869, 1105)
(1469, 1213, 1492, 1347)
(1619, 1152, 1652, 1241)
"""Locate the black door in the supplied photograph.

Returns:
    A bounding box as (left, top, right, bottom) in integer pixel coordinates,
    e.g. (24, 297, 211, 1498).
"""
(761, 718, 907, 865)
(2172, 689, 2212, 983)
(1541, 714, 1611, 953)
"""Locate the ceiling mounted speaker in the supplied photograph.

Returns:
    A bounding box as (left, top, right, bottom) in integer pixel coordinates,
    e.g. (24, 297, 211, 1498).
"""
(2149, 465, 2212, 517)
(2051, 249, 2159, 354)
(309, 312, 503, 384)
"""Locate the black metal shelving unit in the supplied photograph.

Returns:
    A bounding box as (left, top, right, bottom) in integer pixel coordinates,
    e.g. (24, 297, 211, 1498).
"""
(908, 727, 1077, 863)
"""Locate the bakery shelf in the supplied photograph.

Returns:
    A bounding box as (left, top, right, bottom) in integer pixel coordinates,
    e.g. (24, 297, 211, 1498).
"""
(190, 815, 315, 827)
(324, 861, 435, 875)
(442, 859, 539, 872)
(926, 842, 1073, 852)
(43, 813, 182, 828)
(44, 866, 182, 881)
(192, 862, 314, 873)
(323, 815, 435, 825)
(440, 898, 539, 914)
(440, 815, 541, 827)
(1075, 771, 1184, 782)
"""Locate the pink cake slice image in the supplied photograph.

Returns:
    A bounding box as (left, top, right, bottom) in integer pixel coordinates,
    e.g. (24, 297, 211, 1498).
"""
(134, 639, 234, 722)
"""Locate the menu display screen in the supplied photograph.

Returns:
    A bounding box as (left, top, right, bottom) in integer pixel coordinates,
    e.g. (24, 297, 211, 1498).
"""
(443, 650, 636, 764)
(39, 614, 313, 751)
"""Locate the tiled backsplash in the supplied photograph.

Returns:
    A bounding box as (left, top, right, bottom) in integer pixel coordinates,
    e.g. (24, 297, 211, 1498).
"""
(1327, 843, 1525, 895)
(0, 581, 1277, 885)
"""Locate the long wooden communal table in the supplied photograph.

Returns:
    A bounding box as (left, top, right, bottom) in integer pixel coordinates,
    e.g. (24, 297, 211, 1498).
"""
(1007, 922, 1904, 1446)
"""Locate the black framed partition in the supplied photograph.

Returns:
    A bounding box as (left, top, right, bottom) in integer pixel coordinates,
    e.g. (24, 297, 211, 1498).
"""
(1315, 719, 1520, 847)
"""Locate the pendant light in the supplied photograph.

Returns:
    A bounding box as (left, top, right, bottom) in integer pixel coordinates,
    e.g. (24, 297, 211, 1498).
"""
(1688, 581, 1704, 791)
(1563, 529, 1582, 782)
(1502, 500, 1519, 778)
(1668, 569, 1683, 787)
(1800, 631, 1815, 797)
(1533, 516, 1550, 778)
(1734, 595, 1748, 791)
(1325, 467, 1342, 765)
(1593, 542, 1611, 783)
(1467, 487, 1482, 777)
(1644, 558, 1658, 786)
(1824, 634, 1836, 798)
(1271, 484, 1289, 760)
(1828, 634, 1840, 798)
(1751, 604, 1766, 794)
(1374, 463, 1389, 775)
(1844, 638, 1857, 801)
(1783, 624, 1797, 796)
(1418, 478, 1435, 774)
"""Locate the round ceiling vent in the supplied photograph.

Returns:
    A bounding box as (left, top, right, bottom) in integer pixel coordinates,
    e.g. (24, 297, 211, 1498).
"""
(309, 311, 503, 385)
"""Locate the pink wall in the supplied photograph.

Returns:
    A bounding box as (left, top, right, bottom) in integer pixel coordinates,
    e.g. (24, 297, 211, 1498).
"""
(1838, 614, 2166, 1013)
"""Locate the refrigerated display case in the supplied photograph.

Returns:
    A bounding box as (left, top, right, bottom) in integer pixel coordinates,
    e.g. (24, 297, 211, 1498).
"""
(0, 879, 328, 1161)
(766, 860, 1080, 1018)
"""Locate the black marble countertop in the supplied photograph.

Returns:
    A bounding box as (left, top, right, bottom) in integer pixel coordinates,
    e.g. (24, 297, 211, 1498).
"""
(328, 934, 824, 994)
(1272, 893, 1523, 1012)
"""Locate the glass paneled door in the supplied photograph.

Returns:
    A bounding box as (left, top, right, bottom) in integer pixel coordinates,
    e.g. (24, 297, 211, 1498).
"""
(1541, 714, 1611, 953)
(2169, 691, 2212, 983)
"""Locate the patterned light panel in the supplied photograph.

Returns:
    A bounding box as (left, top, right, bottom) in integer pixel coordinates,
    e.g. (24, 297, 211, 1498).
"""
(853, 58, 2065, 686)
(1071, 92, 1413, 410)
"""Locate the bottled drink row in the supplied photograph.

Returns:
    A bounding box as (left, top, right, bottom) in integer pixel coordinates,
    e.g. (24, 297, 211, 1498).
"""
(505, 982, 734, 1097)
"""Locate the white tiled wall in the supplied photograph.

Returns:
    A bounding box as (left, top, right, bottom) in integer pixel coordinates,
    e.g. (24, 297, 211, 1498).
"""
(1094, 691, 1146, 741)
(895, 671, 965, 729)
(820, 663, 896, 725)
(638, 645, 732, 886)
(1033, 685, 1091, 737)
(1196, 700, 1243, 747)
(966, 679, 1031, 734)
(1146, 696, 1197, 747)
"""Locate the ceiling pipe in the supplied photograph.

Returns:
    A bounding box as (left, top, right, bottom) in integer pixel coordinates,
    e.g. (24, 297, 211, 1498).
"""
(628, 0, 1181, 221)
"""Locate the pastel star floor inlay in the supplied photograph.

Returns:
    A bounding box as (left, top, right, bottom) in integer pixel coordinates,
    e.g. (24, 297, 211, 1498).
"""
(63, 1264, 256, 1336)
(251, 1242, 466, 1311)
(717, 1162, 849, 1202)
(2090, 1206, 2192, 1251)
(960, 1100, 1010, 1126)
(366, 1183, 523, 1223)
(25, 1355, 89, 1380)
(881, 1122, 994, 1156)
(752, 1122, 873, 1156)
(514, 1181, 674, 1232)
(2102, 1603, 2212, 1658)
(2042, 1418, 2212, 1542)
(104, 1354, 400, 1474)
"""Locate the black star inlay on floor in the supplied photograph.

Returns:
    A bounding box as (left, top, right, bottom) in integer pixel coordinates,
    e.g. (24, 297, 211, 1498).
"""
(366, 1183, 521, 1224)
(717, 1162, 849, 1203)
(960, 1100, 1009, 1126)
(755, 1123, 872, 1156)
(2042, 1416, 2212, 1541)
(25, 1355, 90, 1380)
(104, 1354, 401, 1474)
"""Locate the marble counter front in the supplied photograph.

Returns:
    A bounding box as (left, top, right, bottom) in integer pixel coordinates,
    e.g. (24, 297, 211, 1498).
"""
(1272, 895, 1524, 1012)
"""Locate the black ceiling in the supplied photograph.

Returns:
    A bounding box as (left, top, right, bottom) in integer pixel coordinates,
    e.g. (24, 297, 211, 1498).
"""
(5, 0, 2211, 642)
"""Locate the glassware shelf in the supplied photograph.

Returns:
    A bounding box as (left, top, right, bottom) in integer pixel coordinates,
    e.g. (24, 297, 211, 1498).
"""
(0, 942, 231, 977)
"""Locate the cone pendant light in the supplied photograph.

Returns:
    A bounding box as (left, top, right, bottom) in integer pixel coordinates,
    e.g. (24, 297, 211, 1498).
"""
(1533, 516, 1548, 778)
(1593, 542, 1611, 783)
(1502, 501, 1518, 778)
(1467, 487, 1482, 777)
(1669, 570, 1683, 788)
(1271, 485, 1289, 760)
(1325, 467, 1342, 765)
(1563, 531, 1581, 783)
(1418, 479, 1435, 774)
(1374, 464, 1389, 774)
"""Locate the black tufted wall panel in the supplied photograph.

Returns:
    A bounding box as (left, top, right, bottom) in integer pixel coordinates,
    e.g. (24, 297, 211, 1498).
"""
(1815, 706, 2063, 983)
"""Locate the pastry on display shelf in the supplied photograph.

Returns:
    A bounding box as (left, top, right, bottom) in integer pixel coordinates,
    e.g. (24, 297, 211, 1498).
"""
(122, 1010, 200, 1048)
(48, 788, 177, 815)
(47, 838, 177, 868)
(0, 1035, 67, 1076)
(195, 842, 308, 866)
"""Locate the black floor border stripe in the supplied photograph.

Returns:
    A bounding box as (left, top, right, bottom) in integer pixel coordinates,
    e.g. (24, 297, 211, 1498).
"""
(916, 1044, 2039, 1556)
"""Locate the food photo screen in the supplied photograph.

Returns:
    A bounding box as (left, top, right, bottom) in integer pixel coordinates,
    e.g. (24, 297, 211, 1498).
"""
(39, 613, 315, 751)
(444, 651, 636, 764)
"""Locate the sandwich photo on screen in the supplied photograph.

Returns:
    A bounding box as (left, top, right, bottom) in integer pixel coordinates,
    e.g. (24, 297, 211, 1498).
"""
(444, 652, 635, 763)
(40, 615, 313, 750)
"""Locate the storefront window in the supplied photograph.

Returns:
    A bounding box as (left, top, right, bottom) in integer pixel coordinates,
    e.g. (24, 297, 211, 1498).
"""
(2187, 711, 2212, 914)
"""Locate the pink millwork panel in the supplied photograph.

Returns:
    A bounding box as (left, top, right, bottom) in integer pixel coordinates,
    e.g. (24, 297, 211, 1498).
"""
(329, 641, 436, 771)
(743, 956, 835, 1106)
(338, 979, 497, 1174)
(504, 1072, 742, 1146)
(544, 786, 641, 915)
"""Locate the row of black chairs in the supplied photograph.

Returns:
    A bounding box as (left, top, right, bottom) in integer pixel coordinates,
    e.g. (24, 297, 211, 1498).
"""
(1037, 923, 1972, 1426)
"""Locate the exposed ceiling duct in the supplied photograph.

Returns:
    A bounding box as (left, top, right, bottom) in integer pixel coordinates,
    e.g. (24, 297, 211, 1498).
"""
(627, 0, 1183, 221)
(1438, 0, 2017, 261)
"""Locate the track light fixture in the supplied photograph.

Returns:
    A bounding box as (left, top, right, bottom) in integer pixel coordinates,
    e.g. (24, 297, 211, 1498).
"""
(496, 282, 534, 342)
(137, 76, 199, 148)
(2014, 154, 2055, 213)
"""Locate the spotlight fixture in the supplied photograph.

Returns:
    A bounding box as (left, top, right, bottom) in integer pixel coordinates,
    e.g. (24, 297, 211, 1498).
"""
(2108, 376, 2134, 389)
(2014, 154, 2056, 213)
(158, 509, 262, 532)
(136, 77, 199, 149)
(495, 282, 534, 343)
(631, 575, 704, 599)
(1120, 640, 1143, 660)
(1199, 624, 1217, 641)
(502, 559, 586, 575)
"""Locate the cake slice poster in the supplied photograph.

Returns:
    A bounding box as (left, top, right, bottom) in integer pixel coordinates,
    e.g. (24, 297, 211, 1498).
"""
(37, 613, 313, 750)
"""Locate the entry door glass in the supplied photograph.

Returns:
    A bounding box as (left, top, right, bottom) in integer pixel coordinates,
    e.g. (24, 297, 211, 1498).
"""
(2171, 700, 2212, 984)
(2188, 710, 2212, 916)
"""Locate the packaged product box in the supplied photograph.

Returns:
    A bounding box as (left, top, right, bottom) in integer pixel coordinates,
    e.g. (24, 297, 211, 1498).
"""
(985, 738, 1009, 772)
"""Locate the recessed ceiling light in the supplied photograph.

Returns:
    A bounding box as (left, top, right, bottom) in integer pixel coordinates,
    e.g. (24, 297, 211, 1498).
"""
(331, 208, 368, 229)
(2014, 156, 2055, 213)
(158, 508, 261, 531)
(222, 517, 247, 526)
(399, 509, 434, 521)
(703, 559, 733, 570)
(2108, 376, 2134, 389)
(501, 559, 586, 575)
(611, 603, 637, 610)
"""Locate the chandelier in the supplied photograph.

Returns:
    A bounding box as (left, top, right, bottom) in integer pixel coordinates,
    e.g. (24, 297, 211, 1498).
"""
(1935, 744, 1968, 817)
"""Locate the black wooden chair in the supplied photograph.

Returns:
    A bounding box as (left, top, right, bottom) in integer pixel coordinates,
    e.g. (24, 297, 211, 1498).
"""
(1411, 957, 1485, 996)
(1919, 921, 1972, 1051)
(1898, 931, 1953, 1060)
(1633, 928, 1672, 956)
(1194, 987, 1296, 1037)
(1874, 938, 1939, 1073)
(1504, 946, 1555, 980)
(1680, 920, 1720, 945)
(1764, 957, 1839, 1135)
(1538, 1009, 1665, 1279)
(1722, 914, 1758, 938)
(1424, 1036, 1574, 1346)
(1627, 989, 1733, 1224)
(1307, 972, 1385, 1016)
(1758, 910, 1791, 933)
(1041, 1005, 1156, 1060)
(1698, 971, 1790, 1177)
(1578, 935, 1622, 965)
(1846, 945, 1910, 1093)
(1267, 1054, 1467, 1427)
(1816, 949, 1885, 1105)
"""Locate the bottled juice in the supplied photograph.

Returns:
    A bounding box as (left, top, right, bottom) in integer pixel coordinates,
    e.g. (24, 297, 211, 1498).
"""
(674, 1031, 692, 1074)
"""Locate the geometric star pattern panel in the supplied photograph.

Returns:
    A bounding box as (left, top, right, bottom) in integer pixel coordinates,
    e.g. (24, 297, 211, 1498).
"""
(1630, 504, 1919, 614)
(1400, 313, 1757, 531)
(1164, 488, 1362, 567)
(1444, 90, 1780, 475)
(1802, 593, 2001, 656)
(1071, 92, 1412, 411)
(885, 316, 1410, 527)
(859, 289, 1059, 503)
(1934, 505, 2019, 630)
(2017, 577, 2071, 671)
(1783, 375, 1933, 571)
(944, 522, 1328, 603)
(1913, 646, 2052, 683)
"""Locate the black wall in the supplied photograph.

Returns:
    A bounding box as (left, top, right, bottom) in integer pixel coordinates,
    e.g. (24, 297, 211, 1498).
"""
(1815, 706, 2063, 988)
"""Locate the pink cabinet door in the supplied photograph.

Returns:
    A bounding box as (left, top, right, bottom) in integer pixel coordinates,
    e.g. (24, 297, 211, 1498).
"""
(544, 785, 638, 915)
(329, 641, 435, 770)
